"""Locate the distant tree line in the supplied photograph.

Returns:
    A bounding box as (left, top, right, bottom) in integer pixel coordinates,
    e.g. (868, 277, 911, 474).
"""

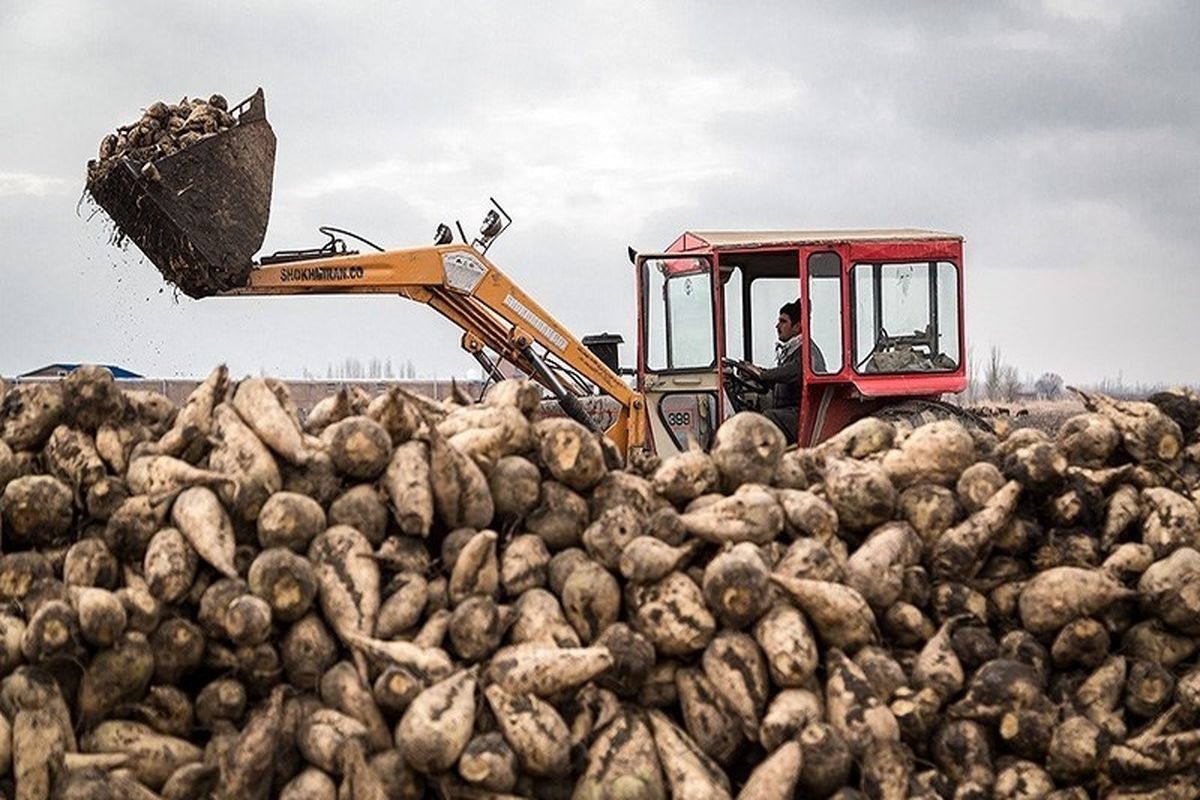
(298, 358, 420, 380)
(965, 345, 1193, 403)
(963, 346, 1063, 403)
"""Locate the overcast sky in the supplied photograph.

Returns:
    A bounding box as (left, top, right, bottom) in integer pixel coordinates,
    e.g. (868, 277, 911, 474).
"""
(1, 1, 1198, 388)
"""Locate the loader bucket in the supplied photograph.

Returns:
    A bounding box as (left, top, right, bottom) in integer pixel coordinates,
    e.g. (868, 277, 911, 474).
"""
(86, 88, 276, 298)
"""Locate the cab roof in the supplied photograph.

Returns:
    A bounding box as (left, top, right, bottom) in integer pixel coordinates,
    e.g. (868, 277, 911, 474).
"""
(673, 229, 962, 251)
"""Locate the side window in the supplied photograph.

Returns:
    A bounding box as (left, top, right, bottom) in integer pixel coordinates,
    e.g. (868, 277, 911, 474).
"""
(659, 392, 717, 451)
(806, 252, 843, 374)
(935, 262, 961, 368)
(721, 266, 744, 360)
(854, 266, 876, 368)
(665, 272, 714, 368)
(749, 278, 800, 367)
(642, 257, 715, 371)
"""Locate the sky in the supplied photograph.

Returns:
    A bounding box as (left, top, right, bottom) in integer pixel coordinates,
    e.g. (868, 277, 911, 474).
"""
(1, 0, 1198, 387)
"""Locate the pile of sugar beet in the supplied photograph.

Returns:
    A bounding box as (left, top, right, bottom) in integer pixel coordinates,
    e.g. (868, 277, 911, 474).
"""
(4, 367, 1200, 800)
(88, 95, 236, 174)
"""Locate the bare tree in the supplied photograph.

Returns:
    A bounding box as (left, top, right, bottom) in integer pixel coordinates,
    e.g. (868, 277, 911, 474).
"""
(984, 346, 1004, 401)
(333, 357, 365, 379)
(964, 344, 980, 403)
(1034, 372, 1064, 400)
(1000, 365, 1023, 402)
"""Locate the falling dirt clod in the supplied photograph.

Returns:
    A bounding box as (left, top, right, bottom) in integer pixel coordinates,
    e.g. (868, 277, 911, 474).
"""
(84, 89, 275, 298)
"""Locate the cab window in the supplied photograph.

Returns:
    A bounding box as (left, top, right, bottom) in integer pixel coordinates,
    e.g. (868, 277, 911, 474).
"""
(807, 252, 843, 374)
(749, 278, 798, 366)
(852, 261, 960, 373)
(721, 266, 744, 360)
(643, 257, 715, 371)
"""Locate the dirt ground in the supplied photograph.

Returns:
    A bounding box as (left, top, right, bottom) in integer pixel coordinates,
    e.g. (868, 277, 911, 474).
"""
(971, 398, 1087, 436)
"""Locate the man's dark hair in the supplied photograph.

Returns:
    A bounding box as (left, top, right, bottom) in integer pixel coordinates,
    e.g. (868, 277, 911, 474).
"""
(779, 299, 802, 325)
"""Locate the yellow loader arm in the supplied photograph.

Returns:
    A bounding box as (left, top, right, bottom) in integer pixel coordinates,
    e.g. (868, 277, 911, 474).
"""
(222, 244, 646, 454)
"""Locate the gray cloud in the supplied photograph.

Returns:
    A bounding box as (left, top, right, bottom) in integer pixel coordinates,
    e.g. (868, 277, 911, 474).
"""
(1, 0, 1198, 387)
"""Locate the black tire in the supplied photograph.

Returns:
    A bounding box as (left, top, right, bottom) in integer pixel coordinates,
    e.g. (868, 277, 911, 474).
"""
(874, 399, 995, 434)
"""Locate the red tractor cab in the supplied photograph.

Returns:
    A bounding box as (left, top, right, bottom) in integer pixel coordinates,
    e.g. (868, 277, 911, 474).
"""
(635, 230, 968, 457)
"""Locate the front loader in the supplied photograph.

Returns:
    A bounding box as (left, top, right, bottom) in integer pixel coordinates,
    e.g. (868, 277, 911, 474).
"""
(87, 89, 983, 461)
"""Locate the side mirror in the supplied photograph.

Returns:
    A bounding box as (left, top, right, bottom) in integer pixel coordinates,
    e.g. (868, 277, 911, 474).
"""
(627, 246, 638, 265)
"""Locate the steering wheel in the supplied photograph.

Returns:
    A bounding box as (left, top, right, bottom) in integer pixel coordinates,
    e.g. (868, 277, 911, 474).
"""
(856, 327, 892, 371)
(721, 357, 768, 411)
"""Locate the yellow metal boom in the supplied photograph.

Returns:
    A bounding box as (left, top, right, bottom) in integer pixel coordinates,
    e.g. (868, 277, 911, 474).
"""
(222, 244, 646, 453)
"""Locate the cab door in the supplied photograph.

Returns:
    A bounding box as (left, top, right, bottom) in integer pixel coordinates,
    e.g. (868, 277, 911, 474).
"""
(798, 245, 851, 444)
(636, 253, 720, 458)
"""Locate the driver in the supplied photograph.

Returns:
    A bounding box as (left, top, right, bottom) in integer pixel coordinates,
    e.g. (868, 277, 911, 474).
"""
(737, 299, 824, 441)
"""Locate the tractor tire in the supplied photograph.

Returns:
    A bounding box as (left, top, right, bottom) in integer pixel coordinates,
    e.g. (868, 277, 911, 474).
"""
(874, 399, 995, 435)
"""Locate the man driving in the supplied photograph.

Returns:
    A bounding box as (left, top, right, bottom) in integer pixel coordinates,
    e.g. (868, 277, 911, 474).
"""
(736, 299, 824, 441)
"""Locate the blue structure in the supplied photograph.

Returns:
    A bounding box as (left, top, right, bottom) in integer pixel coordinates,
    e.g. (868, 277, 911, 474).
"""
(17, 364, 143, 379)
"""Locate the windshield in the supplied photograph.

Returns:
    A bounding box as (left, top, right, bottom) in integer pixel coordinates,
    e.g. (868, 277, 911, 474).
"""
(852, 260, 961, 373)
(642, 257, 715, 371)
